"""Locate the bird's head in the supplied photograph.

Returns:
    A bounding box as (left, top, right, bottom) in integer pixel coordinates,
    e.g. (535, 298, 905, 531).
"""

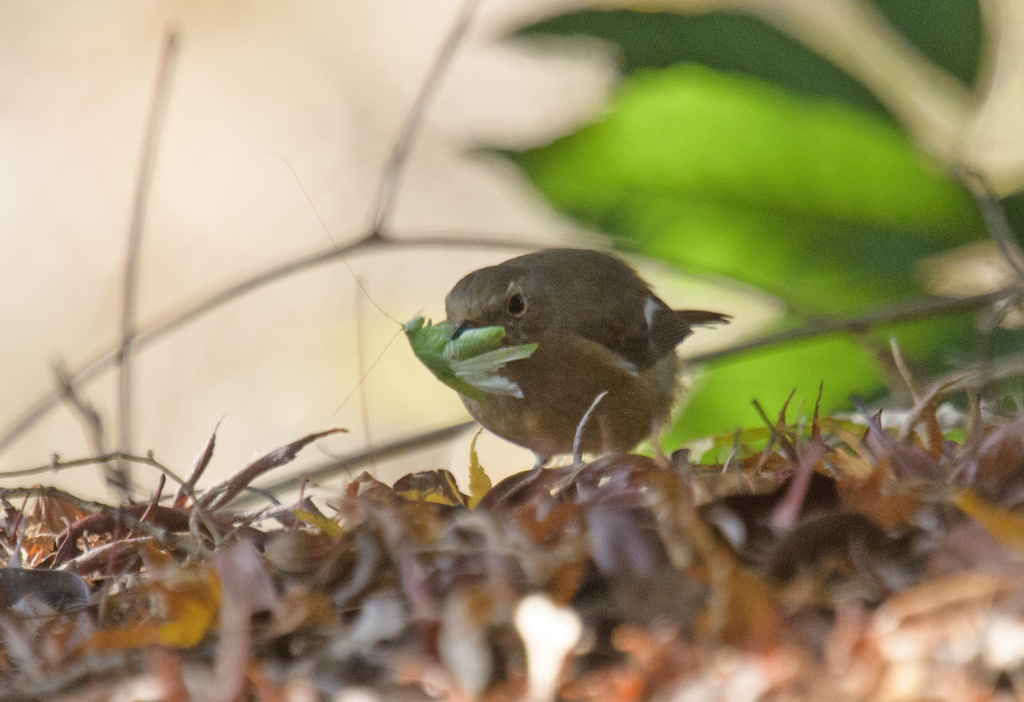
(445, 262, 550, 345)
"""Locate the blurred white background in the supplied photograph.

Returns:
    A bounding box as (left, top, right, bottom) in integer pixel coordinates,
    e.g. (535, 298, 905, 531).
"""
(0, 0, 775, 504)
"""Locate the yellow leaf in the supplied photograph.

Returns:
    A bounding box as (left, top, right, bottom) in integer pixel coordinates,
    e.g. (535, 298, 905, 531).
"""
(157, 568, 221, 649)
(394, 469, 467, 506)
(86, 568, 221, 652)
(828, 448, 875, 480)
(395, 489, 457, 506)
(443, 470, 468, 507)
(953, 489, 1024, 550)
(294, 509, 342, 538)
(468, 431, 492, 509)
(423, 493, 457, 505)
(86, 623, 161, 651)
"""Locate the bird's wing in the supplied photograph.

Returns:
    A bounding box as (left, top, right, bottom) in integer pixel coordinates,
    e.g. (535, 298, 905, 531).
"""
(648, 307, 731, 358)
(591, 297, 730, 371)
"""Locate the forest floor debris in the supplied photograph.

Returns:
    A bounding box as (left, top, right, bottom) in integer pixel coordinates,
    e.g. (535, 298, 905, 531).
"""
(3, 397, 1024, 701)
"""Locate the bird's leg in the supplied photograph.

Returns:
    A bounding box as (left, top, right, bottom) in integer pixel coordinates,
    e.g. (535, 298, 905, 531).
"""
(650, 418, 671, 469)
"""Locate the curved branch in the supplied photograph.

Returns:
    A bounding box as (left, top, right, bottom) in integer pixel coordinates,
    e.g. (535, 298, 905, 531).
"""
(687, 286, 1019, 364)
(0, 235, 532, 457)
(115, 32, 180, 497)
(371, 0, 480, 235)
(227, 420, 477, 507)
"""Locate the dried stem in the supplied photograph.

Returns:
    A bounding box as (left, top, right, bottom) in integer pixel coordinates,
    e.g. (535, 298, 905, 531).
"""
(0, 237, 534, 462)
(934, 351, 1024, 392)
(0, 451, 185, 486)
(174, 420, 221, 508)
(228, 421, 476, 507)
(116, 31, 181, 497)
(4, 280, 1016, 483)
(689, 286, 1020, 364)
(573, 391, 608, 466)
(198, 428, 344, 511)
(959, 170, 1024, 278)
(52, 361, 117, 491)
(140, 473, 166, 523)
(61, 536, 152, 575)
(356, 277, 378, 474)
(889, 337, 920, 401)
(370, 0, 480, 235)
(52, 362, 106, 456)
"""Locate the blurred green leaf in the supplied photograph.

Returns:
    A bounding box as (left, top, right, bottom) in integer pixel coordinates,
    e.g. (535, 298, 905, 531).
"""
(521, 2, 981, 110)
(1000, 191, 1024, 249)
(514, 65, 983, 315)
(522, 10, 890, 117)
(672, 336, 882, 447)
(870, 0, 981, 88)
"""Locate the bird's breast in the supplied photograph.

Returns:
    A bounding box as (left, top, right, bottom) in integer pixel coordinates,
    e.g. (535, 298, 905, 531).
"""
(461, 333, 679, 457)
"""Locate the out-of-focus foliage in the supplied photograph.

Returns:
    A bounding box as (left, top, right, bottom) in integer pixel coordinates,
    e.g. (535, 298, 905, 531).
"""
(523, 10, 890, 114)
(509, 2, 1023, 445)
(522, 2, 982, 97)
(515, 66, 980, 310)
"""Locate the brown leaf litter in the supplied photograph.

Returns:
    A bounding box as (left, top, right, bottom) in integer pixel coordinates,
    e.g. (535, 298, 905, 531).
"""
(2, 403, 1024, 701)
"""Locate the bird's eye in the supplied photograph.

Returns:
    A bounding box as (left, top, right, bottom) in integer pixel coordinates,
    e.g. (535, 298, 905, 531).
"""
(508, 293, 527, 317)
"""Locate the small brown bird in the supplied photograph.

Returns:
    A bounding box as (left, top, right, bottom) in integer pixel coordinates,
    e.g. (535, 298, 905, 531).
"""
(445, 248, 728, 464)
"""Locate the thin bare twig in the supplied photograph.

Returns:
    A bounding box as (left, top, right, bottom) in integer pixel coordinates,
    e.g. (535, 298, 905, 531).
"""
(117, 32, 181, 498)
(140, 473, 166, 523)
(355, 277, 378, 474)
(0, 451, 185, 486)
(189, 493, 223, 548)
(960, 171, 1024, 400)
(174, 419, 221, 508)
(1, 279, 1013, 481)
(752, 388, 799, 462)
(959, 170, 1024, 277)
(199, 428, 345, 511)
(896, 376, 966, 442)
(932, 351, 1024, 392)
(688, 286, 1021, 364)
(61, 536, 152, 575)
(573, 391, 608, 466)
(229, 421, 477, 507)
(0, 235, 534, 460)
(371, 0, 480, 235)
(52, 361, 118, 491)
(52, 362, 106, 457)
(889, 337, 920, 401)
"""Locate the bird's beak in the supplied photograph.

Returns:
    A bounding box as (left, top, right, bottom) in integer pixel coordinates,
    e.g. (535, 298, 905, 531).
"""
(450, 320, 473, 340)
